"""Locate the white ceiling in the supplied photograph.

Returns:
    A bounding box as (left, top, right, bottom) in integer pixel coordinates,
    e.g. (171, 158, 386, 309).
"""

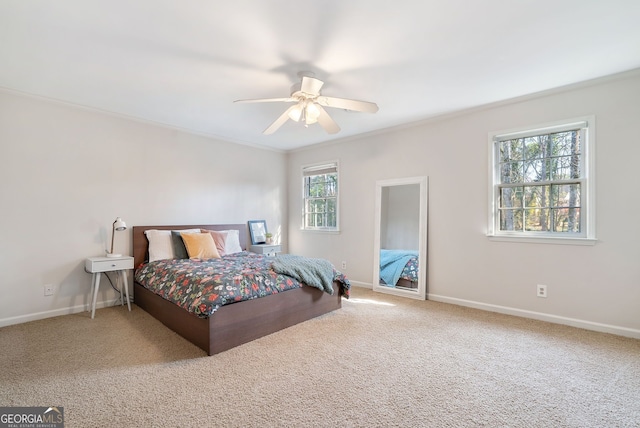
(2, 1, 640, 151)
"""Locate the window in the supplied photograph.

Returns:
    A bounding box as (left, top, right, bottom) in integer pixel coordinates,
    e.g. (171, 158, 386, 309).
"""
(488, 118, 595, 244)
(302, 162, 339, 231)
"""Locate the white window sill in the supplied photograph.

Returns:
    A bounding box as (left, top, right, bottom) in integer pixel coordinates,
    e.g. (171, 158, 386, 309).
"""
(300, 228, 341, 234)
(487, 234, 597, 246)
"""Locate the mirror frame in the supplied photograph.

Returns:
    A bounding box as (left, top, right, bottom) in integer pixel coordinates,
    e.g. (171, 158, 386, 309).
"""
(372, 176, 428, 300)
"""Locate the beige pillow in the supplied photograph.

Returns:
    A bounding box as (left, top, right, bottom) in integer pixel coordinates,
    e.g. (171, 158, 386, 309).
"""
(181, 232, 220, 259)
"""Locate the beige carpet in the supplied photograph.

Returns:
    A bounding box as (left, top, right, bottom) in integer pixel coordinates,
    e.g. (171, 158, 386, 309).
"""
(1, 287, 639, 427)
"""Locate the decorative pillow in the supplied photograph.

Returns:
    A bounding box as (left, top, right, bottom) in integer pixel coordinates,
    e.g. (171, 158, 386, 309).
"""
(223, 229, 243, 254)
(171, 231, 189, 259)
(201, 229, 228, 256)
(144, 228, 201, 262)
(176, 228, 201, 234)
(181, 232, 221, 259)
(145, 230, 174, 262)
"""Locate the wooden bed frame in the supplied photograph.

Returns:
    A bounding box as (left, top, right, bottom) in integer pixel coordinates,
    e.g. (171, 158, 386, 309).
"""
(132, 224, 343, 356)
(395, 278, 417, 289)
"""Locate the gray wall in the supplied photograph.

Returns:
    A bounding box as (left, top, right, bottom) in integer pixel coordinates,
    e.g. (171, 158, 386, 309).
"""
(0, 90, 287, 325)
(2, 71, 638, 337)
(287, 71, 640, 337)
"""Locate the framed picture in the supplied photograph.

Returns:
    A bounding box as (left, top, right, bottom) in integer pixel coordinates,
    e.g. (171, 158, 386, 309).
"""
(248, 220, 268, 245)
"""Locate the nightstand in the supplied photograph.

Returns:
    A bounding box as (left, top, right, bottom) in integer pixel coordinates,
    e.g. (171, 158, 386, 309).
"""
(250, 244, 281, 257)
(85, 256, 134, 319)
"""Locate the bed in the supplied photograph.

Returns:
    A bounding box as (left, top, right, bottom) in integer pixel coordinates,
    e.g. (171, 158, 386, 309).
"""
(379, 249, 419, 289)
(132, 224, 349, 355)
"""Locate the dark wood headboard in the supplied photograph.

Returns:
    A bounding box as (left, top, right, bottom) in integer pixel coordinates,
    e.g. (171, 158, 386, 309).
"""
(132, 224, 249, 268)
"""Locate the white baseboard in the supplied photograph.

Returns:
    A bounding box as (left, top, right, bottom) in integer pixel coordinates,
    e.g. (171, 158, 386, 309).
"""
(349, 280, 372, 289)
(428, 293, 640, 339)
(0, 299, 127, 328)
(348, 282, 639, 339)
(4, 287, 638, 340)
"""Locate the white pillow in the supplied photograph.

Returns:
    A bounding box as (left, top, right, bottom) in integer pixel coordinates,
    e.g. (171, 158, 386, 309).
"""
(223, 229, 243, 254)
(145, 228, 200, 262)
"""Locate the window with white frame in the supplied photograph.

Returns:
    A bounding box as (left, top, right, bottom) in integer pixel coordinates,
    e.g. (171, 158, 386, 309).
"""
(488, 118, 595, 243)
(302, 162, 339, 231)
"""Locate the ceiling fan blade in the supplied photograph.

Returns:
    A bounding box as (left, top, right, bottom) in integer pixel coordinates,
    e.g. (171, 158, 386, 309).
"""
(317, 96, 379, 113)
(263, 105, 298, 135)
(315, 104, 340, 134)
(300, 76, 324, 96)
(234, 97, 295, 104)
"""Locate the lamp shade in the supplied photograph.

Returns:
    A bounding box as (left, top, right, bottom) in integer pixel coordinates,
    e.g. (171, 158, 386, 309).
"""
(113, 217, 127, 231)
(306, 102, 320, 120)
(108, 217, 127, 257)
(288, 103, 303, 122)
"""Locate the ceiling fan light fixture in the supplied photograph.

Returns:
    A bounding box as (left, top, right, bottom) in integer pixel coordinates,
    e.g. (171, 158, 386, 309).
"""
(305, 102, 320, 121)
(297, 100, 318, 125)
(235, 73, 378, 135)
(288, 104, 303, 122)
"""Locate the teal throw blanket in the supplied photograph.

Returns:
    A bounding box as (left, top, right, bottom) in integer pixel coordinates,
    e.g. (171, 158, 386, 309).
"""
(271, 254, 335, 295)
(380, 249, 418, 287)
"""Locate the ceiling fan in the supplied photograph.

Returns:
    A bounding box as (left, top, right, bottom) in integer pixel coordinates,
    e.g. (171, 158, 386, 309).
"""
(234, 72, 379, 135)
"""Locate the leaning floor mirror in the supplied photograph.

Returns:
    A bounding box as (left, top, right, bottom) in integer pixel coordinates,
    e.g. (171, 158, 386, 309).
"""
(373, 176, 428, 300)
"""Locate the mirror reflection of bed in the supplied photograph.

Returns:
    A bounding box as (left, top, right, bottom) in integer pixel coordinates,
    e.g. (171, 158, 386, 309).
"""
(373, 177, 428, 300)
(380, 249, 419, 290)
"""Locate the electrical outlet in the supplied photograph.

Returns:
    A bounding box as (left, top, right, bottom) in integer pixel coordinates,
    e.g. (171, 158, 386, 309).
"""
(341, 261, 347, 270)
(537, 284, 547, 298)
(44, 284, 55, 296)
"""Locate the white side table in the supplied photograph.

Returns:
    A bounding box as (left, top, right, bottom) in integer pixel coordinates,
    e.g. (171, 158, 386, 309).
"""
(85, 256, 134, 319)
(250, 244, 282, 257)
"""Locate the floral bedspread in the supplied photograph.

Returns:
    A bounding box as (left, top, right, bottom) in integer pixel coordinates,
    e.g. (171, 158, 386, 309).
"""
(400, 256, 419, 282)
(135, 252, 350, 318)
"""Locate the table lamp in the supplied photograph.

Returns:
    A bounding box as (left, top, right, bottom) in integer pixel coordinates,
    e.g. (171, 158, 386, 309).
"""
(107, 217, 127, 257)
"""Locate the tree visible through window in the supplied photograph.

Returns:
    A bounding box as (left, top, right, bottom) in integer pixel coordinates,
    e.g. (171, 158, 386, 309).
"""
(303, 162, 338, 230)
(489, 119, 595, 241)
